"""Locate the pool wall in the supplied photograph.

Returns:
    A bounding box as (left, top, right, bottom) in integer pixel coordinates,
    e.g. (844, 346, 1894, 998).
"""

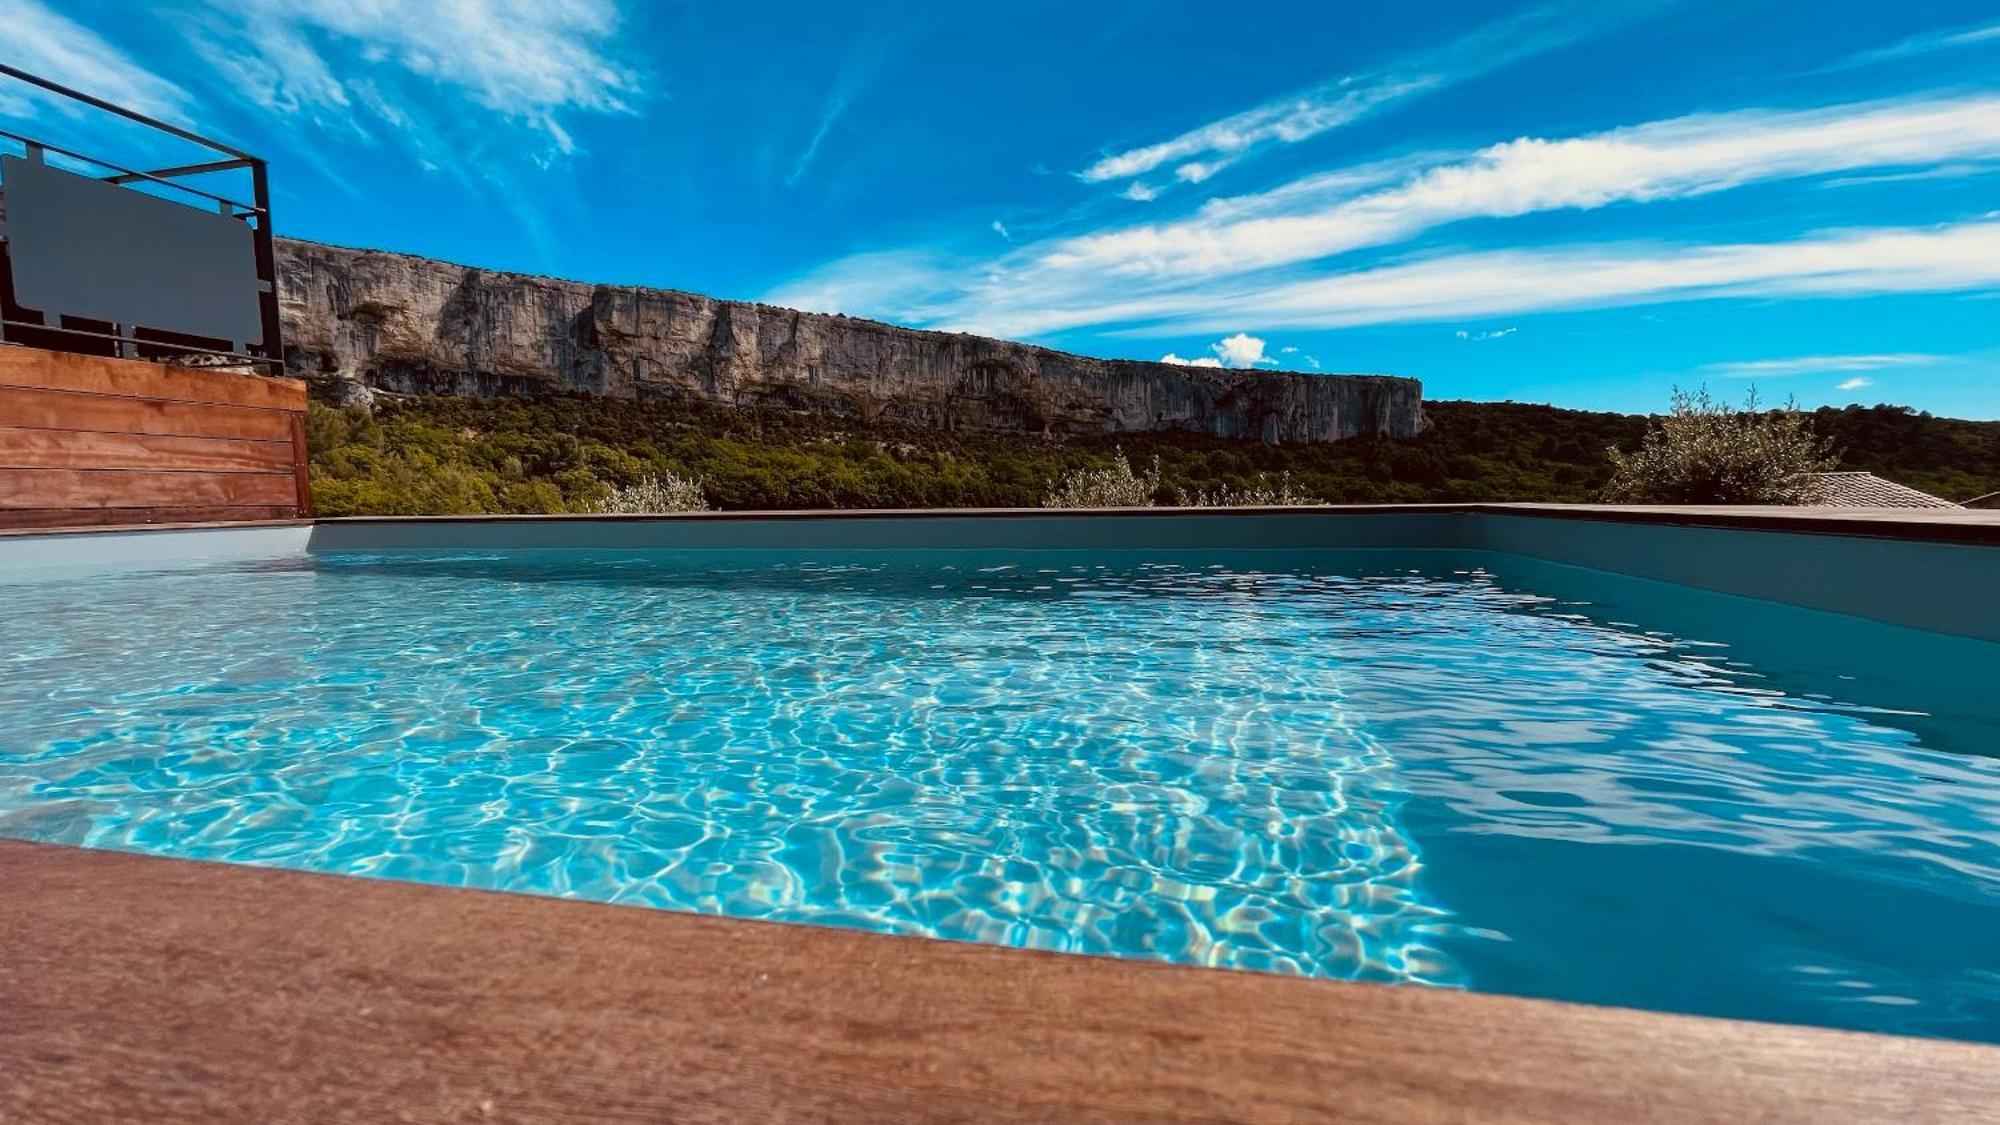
(0, 520, 310, 578)
(301, 508, 1468, 552)
(1470, 511, 1998, 642)
(3, 506, 1993, 641)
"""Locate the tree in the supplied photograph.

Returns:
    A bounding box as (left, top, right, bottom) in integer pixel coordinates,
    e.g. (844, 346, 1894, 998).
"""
(595, 472, 710, 513)
(1042, 450, 1160, 508)
(1602, 388, 1838, 505)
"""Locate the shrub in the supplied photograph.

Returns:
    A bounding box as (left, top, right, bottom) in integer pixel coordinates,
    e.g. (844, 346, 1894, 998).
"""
(1176, 472, 1319, 507)
(1042, 451, 1160, 508)
(1603, 388, 1837, 505)
(500, 481, 567, 513)
(594, 471, 710, 513)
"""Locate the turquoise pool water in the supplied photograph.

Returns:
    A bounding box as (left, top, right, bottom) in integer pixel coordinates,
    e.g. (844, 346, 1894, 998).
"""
(2, 548, 1996, 1040)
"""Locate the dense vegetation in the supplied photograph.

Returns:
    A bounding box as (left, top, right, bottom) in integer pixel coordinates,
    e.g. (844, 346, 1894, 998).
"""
(305, 390, 2000, 515)
(1602, 389, 1839, 505)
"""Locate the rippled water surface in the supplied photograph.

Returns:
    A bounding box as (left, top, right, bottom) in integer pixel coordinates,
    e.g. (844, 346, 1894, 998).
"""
(3, 548, 1997, 1040)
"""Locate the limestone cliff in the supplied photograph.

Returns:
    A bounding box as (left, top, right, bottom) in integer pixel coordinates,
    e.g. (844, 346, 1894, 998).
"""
(276, 239, 1423, 443)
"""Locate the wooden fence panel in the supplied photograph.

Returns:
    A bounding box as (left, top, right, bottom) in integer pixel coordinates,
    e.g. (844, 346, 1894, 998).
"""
(0, 346, 310, 528)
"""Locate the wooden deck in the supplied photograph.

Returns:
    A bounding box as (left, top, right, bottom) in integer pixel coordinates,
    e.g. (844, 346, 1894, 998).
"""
(3, 839, 1995, 1123)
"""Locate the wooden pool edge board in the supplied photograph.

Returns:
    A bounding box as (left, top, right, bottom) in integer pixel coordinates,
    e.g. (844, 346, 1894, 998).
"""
(3, 839, 1995, 1124)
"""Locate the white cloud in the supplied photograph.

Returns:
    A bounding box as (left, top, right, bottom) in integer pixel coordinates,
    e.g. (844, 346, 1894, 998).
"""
(991, 220, 1011, 240)
(1210, 332, 1277, 367)
(1175, 161, 1223, 184)
(1076, 2, 1643, 188)
(1836, 377, 1875, 391)
(191, 0, 642, 155)
(0, 0, 191, 120)
(1455, 327, 1517, 341)
(1705, 353, 1940, 377)
(1160, 332, 1279, 369)
(1121, 182, 1160, 202)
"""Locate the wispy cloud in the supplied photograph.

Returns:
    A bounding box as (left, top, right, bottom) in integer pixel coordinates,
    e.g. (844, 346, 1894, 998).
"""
(1819, 163, 2000, 189)
(1278, 345, 1323, 370)
(785, 95, 848, 186)
(772, 92, 2000, 339)
(782, 31, 912, 189)
(1705, 353, 1940, 377)
(189, 0, 643, 157)
(1077, 2, 1654, 191)
(785, 68, 861, 186)
(1129, 221, 2000, 337)
(773, 218, 2000, 341)
(766, 247, 956, 320)
(1836, 377, 1875, 391)
(92, 0, 649, 267)
(844, 219, 1997, 341)
(1456, 326, 1517, 342)
(1079, 75, 1425, 186)
(1048, 93, 2000, 285)
(1841, 19, 2000, 68)
(0, 0, 190, 120)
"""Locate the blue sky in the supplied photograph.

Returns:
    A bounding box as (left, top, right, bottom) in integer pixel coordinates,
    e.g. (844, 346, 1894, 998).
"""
(5, 0, 1998, 417)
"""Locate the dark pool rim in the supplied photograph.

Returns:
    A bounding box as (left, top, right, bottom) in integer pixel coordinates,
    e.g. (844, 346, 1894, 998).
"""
(6, 501, 1997, 545)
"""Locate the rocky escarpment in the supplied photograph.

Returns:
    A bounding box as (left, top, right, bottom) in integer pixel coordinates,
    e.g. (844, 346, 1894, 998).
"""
(276, 239, 1424, 443)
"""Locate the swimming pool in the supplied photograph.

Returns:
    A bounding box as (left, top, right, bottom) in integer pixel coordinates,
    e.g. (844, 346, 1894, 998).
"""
(3, 533, 1996, 1042)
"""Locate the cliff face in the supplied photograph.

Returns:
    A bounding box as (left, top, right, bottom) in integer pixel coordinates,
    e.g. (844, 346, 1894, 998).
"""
(276, 240, 1423, 443)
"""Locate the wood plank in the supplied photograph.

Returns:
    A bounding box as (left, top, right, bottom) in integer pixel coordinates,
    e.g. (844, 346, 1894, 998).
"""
(0, 385, 295, 441)
(0, 426, 294, 472)
(0, 505, 299, 529)
(2, 838, 1994, 1125)
(289, 411, 314, 517)
(0, 468, 299, 509)
(0, 345, 306, 411)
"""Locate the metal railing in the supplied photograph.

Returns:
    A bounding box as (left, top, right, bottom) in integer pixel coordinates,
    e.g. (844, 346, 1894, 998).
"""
(0, 62, 282, 370)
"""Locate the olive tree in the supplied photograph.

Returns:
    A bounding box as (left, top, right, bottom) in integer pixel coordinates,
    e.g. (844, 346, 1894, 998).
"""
(595, 471, 711, 513)
(1043, 450, 1160, 508)
(1603, 388, 1837, 505)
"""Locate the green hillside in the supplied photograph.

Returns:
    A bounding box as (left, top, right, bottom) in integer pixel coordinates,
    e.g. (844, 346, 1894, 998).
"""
(306, 392, 2000, 516)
